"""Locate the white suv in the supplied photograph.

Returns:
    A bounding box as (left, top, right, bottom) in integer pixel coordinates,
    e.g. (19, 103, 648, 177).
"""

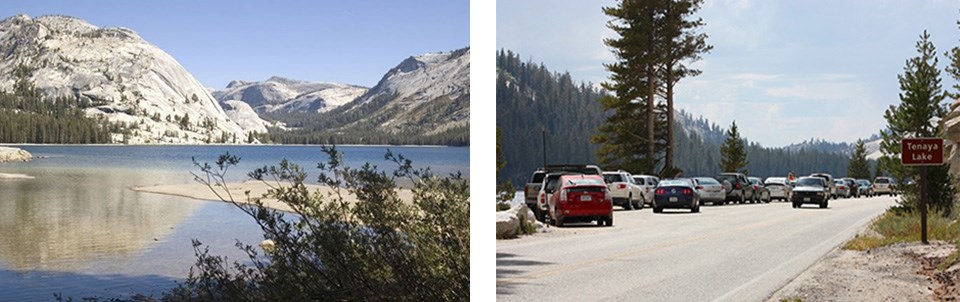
(873, 177, 897, 196)
(602, 171, 643, 210)
(632, 175, 660, 206)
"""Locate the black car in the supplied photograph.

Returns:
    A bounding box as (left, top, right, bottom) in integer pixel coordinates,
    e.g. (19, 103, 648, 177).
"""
(791, 177, 830, 209)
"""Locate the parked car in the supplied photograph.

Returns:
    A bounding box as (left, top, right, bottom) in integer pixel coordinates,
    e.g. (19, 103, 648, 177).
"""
(841, 178, 860, 198)
(834, 179, 851, 198)
(717, 172, 751, 204)
(873, 177, 896, 196)
(810, 173, 836, 199)
(536, 172, 575, 221)
(547, 174, 613, 227)
(693, 177, 725, 205)
(524, 168, 548, 216)
(653, 178, 701, 213)
(764, 177, 792, 202)
(856, 179, 874, 197)
(633, 174, 660, 206)
(748, 177, 770, 203)
(528, 165, 604, 220)
(602, 170, 643, 210)
(791, 176, 830, 209)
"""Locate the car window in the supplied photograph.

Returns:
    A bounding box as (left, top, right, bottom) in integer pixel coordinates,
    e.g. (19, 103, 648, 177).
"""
(797, 177, 824, 186)
(565, 177, 605, 186)
(603, 174, 624, 183)
(696, 178, 719, 185)
(545, 177, 561, 193)
(875, 178, 890, 184)
(659, 179, 691, 187)
(531, 172, 546, 183)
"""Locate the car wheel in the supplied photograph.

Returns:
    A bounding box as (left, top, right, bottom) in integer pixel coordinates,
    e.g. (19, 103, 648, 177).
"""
(596, 218, 604, 226)
(634, 195, 643, 210)
(624, 197, 634, 210)
(692, 203, 700, 213)
(556, 215, 564, 227)
(607, 215, 614, 227)
(820, 200, 827, 209)
(654, 207, 663, 213)
(534, 207, 544, 222)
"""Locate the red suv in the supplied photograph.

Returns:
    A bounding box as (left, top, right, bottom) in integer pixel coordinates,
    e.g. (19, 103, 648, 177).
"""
(548, 174, 613, 227)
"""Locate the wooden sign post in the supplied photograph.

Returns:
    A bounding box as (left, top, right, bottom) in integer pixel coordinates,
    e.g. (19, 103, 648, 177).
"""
(901, 138, 945, 244)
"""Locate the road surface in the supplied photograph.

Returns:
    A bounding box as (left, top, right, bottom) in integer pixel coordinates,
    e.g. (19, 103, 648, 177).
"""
(496, 195, 897, 301)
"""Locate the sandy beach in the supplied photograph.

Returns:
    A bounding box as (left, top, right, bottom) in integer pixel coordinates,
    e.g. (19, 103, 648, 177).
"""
(132, 181, 414, 212)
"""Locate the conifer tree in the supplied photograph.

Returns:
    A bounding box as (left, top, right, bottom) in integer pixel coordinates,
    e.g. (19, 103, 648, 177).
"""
(847, 139, 872, 179)
(880, 30, 955, 218)
(719, 121, 748, 173)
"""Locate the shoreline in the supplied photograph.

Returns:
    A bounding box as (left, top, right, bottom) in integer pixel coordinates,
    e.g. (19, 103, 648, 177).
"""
(132, 181, 415, 213)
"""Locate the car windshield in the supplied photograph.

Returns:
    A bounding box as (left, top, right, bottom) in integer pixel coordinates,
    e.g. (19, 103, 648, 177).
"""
(603, 174, 625, 183)
(875, 178, 890, 184)
(566, 177, 604, 186)
(797, 177, 823, 186)
(834, 180, 844, 185)
(858, 180, 871, 186)
(659, 179, 690, 187)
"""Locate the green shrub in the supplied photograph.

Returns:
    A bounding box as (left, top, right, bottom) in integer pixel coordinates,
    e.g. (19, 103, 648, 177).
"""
(164, 146, 469, 301)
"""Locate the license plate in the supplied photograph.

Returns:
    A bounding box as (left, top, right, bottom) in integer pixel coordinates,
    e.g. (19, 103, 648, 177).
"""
(804, 197, 810, 202)
(669, 197, 678, 202)
(580, 195, 592, 201)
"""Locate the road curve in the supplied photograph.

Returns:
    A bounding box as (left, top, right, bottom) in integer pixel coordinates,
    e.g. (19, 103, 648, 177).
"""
(496, 196, 897, 301)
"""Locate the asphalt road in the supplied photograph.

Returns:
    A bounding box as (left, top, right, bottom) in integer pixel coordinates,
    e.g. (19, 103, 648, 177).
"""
(496, 195, 897, 302)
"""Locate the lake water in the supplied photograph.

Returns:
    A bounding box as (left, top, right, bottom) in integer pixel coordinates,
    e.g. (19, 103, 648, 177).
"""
(0, 145, 469, 300)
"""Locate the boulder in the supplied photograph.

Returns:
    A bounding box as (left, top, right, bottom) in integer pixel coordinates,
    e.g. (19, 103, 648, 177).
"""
(0, 147, 32, 163)
(943, 99, 960, 176)
(496, 204, 546, 239)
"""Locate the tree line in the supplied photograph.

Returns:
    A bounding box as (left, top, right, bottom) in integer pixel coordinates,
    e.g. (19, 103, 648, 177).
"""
(496, 48, 855, 187)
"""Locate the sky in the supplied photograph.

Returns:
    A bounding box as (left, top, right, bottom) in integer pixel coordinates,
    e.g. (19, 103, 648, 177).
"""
(497, 0, 960, 148)
(1, 1, 469, 89)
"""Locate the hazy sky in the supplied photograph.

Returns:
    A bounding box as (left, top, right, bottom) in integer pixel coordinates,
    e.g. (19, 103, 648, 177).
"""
(2, 1, 469, 89)
(498, 0, 960, 148)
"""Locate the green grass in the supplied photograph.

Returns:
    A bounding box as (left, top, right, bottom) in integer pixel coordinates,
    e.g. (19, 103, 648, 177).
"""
(843, 210, 960, 260)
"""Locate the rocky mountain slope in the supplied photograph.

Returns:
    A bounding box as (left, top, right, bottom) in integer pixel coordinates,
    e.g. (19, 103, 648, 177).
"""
(331, 47, 469, 136)
(0, 14, 260, 143)
(212, 76, 368, 114)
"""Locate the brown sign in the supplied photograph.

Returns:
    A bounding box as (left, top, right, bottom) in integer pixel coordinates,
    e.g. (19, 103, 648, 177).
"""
(901, 138, 944, 166)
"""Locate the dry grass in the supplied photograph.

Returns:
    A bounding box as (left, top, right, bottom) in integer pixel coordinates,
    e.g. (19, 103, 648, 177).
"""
(843, 210, 960, 254)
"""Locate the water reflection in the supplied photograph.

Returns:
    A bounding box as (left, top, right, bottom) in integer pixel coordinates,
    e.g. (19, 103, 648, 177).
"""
(0, 168, 198, 271)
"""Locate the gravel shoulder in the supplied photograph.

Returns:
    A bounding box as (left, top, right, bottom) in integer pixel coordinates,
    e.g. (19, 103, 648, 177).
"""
(766, 241, 957, 302)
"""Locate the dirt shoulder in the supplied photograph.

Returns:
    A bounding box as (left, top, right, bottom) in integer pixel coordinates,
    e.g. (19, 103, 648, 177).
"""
(766, 241, 957, 302)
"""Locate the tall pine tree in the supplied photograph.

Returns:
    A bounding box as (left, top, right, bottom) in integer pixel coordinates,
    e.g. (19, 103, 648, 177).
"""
(847, 139, 871, 179)
(880, 30, 956, 218)
(720, 121, 748, 174)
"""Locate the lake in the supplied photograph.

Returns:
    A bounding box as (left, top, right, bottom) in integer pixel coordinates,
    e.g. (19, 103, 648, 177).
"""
(0, 145, 469, 300)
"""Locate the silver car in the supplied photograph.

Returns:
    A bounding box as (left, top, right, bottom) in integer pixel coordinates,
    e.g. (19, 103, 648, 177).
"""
(764, 177, 792, 202)
(693, 177, 725, 205)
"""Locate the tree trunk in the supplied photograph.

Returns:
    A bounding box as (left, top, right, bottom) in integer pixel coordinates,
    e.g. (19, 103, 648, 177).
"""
(666, 64, 675, 172)
(646, 11, 656, 174)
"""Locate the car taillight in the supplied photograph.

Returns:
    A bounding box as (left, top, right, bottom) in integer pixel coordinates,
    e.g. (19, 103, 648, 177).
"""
(736, 183, 741, 189)
(605, 190, 613, 203)
(656, 188, 665, 195)
(539, 192, 545, 205)
(682, 189, 693, 195)
(560, 189, 568, 202)
(696, 185, 704, 190)
(619, 183, 626, 189)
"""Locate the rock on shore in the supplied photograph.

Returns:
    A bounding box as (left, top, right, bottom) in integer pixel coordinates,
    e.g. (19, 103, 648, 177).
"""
(0, 147, 32, 163)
